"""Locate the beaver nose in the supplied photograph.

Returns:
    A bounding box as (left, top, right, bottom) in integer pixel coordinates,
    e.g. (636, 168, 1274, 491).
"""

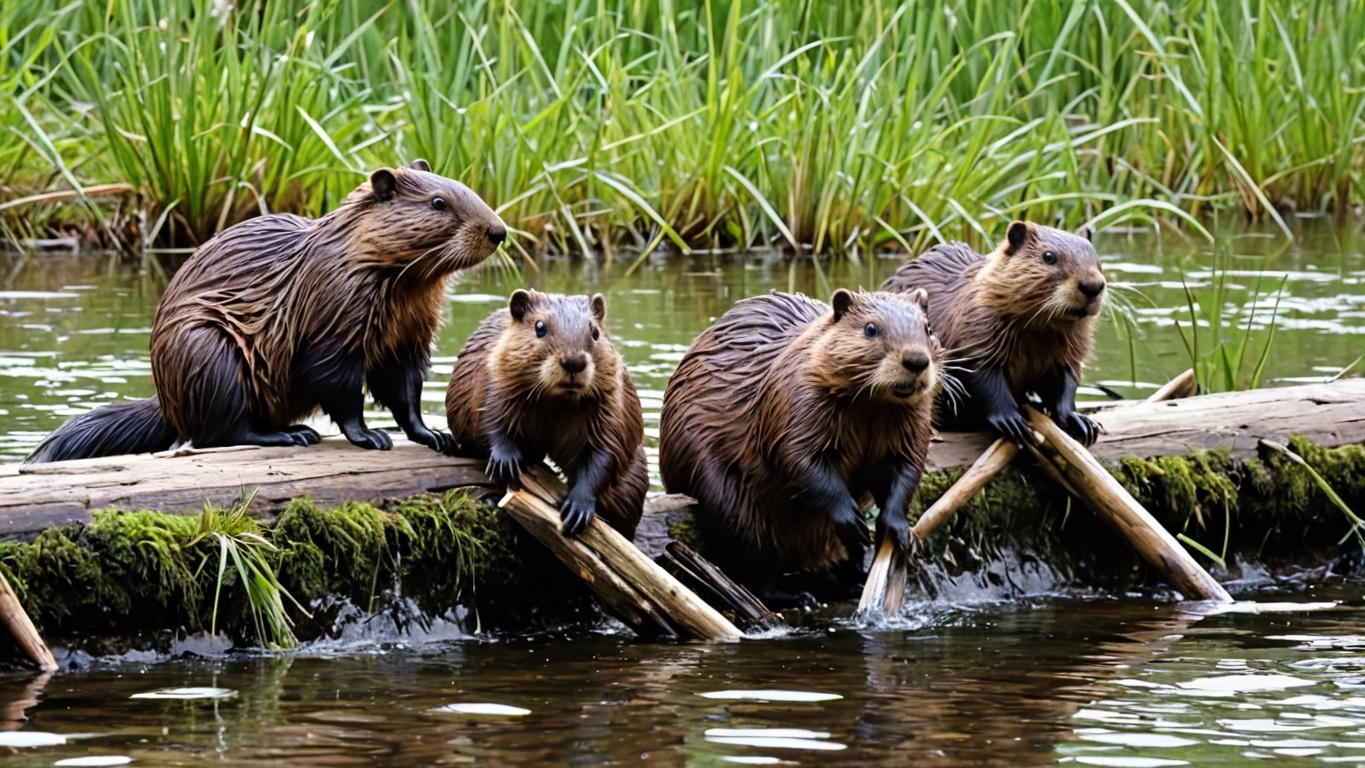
(902, 351, 930, 373)
(561, 354, 588, 374)
(1078, 279, 1106, 299)
(486, 225, 507, 246)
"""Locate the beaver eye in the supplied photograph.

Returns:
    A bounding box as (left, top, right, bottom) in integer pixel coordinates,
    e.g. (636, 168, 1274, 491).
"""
(534, 320, 547, 338)
(1042, 250, 1058, 265)
(431, 197, 447, 211)
(591, 327, 600, 342)
(863, 323, 878, 339)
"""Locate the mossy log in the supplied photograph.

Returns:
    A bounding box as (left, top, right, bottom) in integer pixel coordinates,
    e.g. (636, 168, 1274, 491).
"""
(2, 380, 1361, 538)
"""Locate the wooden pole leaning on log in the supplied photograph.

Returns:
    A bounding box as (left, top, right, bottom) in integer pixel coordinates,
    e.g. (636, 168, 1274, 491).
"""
(1019, 405, 1231, 602)
(0, 571, 58, 671)
(499, 464, 743, 642)
(858, 369, 1206, 618)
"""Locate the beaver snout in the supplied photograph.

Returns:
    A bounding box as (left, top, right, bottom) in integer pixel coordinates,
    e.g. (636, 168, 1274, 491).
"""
(1078, 278, 1106, 299)
(486, 224, 507, 246)
(560, 353, 589, 374)
(901, 351, 930, 374)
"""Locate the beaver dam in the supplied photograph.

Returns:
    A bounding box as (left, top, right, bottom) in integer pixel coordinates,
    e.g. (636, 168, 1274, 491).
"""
(1, 378, 1361, 650)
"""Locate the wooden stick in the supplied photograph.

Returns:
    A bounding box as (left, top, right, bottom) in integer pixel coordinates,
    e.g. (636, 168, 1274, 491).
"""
(500, 465, 743, 641)
(0, 571, 58, 671)
(1020, 405, 1231, 602)
(857, 369, 1200, 618)
(662, 541, 780, 632)
(1146, 368, 1198, 403)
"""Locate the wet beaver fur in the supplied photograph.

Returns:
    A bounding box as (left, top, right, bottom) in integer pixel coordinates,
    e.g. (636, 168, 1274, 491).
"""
(658, 289, 941, 605)
(880, 220, 1106, 446)
(27, 160, 506, 463)
(445, 290, 649, 538)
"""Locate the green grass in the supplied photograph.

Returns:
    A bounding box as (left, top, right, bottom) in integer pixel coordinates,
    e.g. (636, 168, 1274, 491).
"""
(1, 0, 1363, 253)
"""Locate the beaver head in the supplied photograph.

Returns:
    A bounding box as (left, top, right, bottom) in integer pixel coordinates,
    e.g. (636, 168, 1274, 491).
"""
(490, 289, 619, 400)
(806, 289, 940, 404)
(989, 221, 1105, 323)
(342, 159, 507, 276)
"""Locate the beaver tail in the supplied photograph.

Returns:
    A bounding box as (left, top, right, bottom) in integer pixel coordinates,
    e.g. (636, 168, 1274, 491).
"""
(24, 398, 178, 463)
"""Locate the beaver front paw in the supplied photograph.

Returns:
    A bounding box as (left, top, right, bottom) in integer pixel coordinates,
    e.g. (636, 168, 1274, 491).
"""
(877, 511, 911, 553)
(987, 410, 1033, 446)
(560, 493, 597, 536)
(1058, 410, 1099, 447)
(486, 446, 524, 488)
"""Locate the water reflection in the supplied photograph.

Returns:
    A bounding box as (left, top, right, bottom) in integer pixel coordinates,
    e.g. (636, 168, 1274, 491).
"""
(0, 590, 1358, 765)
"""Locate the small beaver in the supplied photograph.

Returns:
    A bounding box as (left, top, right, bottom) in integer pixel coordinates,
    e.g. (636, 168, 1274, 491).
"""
(880, 221, 1105, 446)
(27, 160, 506, 463)
(658, 289, 940, 604)
(445, 290, 649, 538)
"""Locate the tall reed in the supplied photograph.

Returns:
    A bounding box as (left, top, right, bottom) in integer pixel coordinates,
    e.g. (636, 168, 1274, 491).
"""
(2, 0, 1361, 253)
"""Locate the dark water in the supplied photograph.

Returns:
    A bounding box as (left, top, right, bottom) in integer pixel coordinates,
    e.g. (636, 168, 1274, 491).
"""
(1, 586, 1363, 766)
(1, 226, 1363, 765)
(1, 224, 1362, 461)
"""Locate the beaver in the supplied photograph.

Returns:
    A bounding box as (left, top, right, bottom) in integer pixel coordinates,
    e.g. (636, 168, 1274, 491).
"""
(27, 160, 506, 463)
(880, 220, 1105, 446)
(658, 289, 941, 605)
(445, 289, 649, 538)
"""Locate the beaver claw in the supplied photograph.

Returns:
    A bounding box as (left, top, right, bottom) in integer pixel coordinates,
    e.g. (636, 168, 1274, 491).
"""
(878, 513, 911, 553)
(987, 410, 1033, 446)
(411, 427, 457, 455)
(1058, 410, 1099, 447)
(346, 427, 393, 451)
(560, 494, 596, 536)
(282, 425, 322, 445)
(486, 447, 524, 488)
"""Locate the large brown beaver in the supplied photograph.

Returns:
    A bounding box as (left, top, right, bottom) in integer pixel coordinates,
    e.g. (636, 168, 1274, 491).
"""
(27, 160, 505, 463)
(658, 289, 941, 605)
(445, 290, 649, 538)
(880, 220, 1105, 446)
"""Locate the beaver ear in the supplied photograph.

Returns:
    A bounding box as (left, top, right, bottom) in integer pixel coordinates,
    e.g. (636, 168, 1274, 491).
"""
(369, 169, 398, 202)
(409, 159, 432, 173)
(1076, 222, 1094, 242)
(1005, 220, 1031, 254)
(909, 287, 929, 311)
(508, 289, 534, 322)
(830, 289, 855, 322)
(590, 293, 607, 323)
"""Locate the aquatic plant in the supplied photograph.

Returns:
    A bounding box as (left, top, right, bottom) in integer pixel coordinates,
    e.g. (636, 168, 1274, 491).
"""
(0, 0, 1360, 253)
(1173, 241, 1288, 393)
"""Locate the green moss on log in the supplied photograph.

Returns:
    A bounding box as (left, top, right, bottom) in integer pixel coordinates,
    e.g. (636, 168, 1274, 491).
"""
(0, 491, 599, 649)
(910, 436, 1365, 581)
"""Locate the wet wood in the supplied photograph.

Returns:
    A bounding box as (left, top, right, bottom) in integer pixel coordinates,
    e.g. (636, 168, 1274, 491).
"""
(857, 438, 1019, 619)
(500, 465, 743, 642)
(0, 440, 495, 538)
(661, 541, 780, 632)
(858, 370, 1205, 618)
(1, 378, 1362, 542)
(0, 571, 58, 671)
(1021, 405, 1232, 602)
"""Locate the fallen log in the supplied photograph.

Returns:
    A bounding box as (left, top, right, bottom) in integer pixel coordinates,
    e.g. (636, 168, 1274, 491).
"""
(3, 379, 1359, 538)
(500, 464, 743, 641)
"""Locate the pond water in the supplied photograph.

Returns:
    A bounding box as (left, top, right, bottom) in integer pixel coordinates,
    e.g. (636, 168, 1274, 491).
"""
(1, 223, 1362, 462)
(0, 224, 1362, 765)
(0, 585, 1363, 766)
